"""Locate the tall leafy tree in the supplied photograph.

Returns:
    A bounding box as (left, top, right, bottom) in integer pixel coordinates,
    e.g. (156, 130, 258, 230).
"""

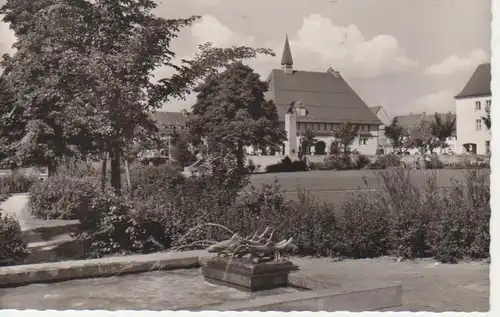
(299, 128, 317, 156)
(409, 119, 440, 154)
(334, 121, 359, 155)
(188, 62, 286, 169)
(1, 0, 273, 192)
(170, 129, 197, 167)
(384, 117, 408, 154)
(430, 112, 456, 152)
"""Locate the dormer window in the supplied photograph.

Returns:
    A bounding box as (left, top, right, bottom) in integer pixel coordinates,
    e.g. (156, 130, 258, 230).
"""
(298, 107, 306, 117)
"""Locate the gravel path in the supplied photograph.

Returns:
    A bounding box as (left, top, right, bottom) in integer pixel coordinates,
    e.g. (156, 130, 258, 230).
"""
(0, 194, 77, 232)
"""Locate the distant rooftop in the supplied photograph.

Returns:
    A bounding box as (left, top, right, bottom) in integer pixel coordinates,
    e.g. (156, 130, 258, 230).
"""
(150, 111, 187, 131)
(455, 63, 491, 99)
(394, 112, 456, 136)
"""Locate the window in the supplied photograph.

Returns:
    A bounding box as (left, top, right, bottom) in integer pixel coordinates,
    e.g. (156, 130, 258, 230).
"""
(486, 100, 491, 112)
(330, 123, 334, 131)
(323, 123, 327, 131)
(314, 123, 320, 131)
(475, 119, 482, 131)
(475, 101, 481, 111)
(299, 107, 306, 117)
(359, 137, 368, 145)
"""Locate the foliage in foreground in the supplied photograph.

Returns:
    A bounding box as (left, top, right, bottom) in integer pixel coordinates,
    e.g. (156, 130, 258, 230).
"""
(0, 211, 28, 266)
(26, 155, 490, 263)
(28, 159, 100, 220)
(0, 171, 38, 195)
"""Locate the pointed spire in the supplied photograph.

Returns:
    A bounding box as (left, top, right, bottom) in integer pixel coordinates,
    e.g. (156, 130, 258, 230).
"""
(281, 34, 294, 68)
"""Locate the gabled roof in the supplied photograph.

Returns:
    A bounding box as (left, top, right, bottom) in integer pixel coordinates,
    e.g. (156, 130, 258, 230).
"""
(394, 113, 424, 130)
(265, 69, 383, 125)
(455, 63, 491, 99)
(370, 106, 382, 115)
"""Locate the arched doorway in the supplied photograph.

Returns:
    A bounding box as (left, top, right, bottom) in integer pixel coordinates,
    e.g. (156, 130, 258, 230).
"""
(463, 143, 477, 154)
(315, 141, 326, 155)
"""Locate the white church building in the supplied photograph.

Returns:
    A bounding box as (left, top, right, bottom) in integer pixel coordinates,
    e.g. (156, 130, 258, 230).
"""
(455, 63, 491, 155)
(260, 35, 383, 156)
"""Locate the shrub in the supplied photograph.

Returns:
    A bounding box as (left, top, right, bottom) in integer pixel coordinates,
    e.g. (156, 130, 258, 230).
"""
(426, 170, 490, 262)
(74, 190, 163, 258)
(354, 155, 371, 170)
(309, 155, 353, 171)
(370, 153, 401, 169)
(29, 175, 99, 220)
(424, 156, 444, 169)
(123, 151, 252, 250)
(54, 157, 100, 179)
(0, 171, 38, 195)
(376, 169, 433, 259)
(0, 212, 29, 266)
(444, 158, 490, 170)
(283, 188, 338, 257)
(266, 156, 307, 173)
(335, 191, 391, 258)
(170, 134, 197, 168)
(127, 163, 186, 203)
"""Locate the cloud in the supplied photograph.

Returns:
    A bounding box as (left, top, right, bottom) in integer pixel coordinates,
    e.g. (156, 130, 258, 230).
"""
(413, 90, 455, 113)
(424, 49, 488, 76)
(191, 15, 255, 47)
(0, 20, 16, 56)
(288, 14, 417, 78)
(161, 92, 197, 112)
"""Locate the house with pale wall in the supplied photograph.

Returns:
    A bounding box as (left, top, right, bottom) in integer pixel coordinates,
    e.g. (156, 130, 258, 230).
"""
(370, 106, 392, 152)
(455, 62, 491, 155)
(261, 35, 383, 156)
(145, 111, 188, 158)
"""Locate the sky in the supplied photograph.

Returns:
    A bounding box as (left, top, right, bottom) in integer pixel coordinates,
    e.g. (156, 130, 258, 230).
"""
(0, 0, 492, 117)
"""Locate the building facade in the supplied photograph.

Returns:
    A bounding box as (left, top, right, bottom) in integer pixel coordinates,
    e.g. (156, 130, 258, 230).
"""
(370, 106, 392, 152)
(263, 35, 383, 156)
(455, 63, 491, 155)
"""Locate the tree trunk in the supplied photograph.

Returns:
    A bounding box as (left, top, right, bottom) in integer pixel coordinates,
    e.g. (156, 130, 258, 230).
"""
(47, 163, 57, 177)
(101, 156, 107, 192)
(124, 159, 131, 188)
(101, 142, 108, 192)
(110, 143, 122, 195)
(236, 142, 244, 171)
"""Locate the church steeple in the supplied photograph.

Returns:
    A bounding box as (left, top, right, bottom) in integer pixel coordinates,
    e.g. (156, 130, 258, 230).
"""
(281, 34, 294, 74)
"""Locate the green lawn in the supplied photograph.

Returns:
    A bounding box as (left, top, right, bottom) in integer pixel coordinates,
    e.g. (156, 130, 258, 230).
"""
(250, 169, 488, 203)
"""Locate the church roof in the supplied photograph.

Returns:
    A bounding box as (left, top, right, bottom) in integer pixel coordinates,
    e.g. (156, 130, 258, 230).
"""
(281, 35, 293, 66)
(265, 69, 383, 125)
(455, 63, 491, 99)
